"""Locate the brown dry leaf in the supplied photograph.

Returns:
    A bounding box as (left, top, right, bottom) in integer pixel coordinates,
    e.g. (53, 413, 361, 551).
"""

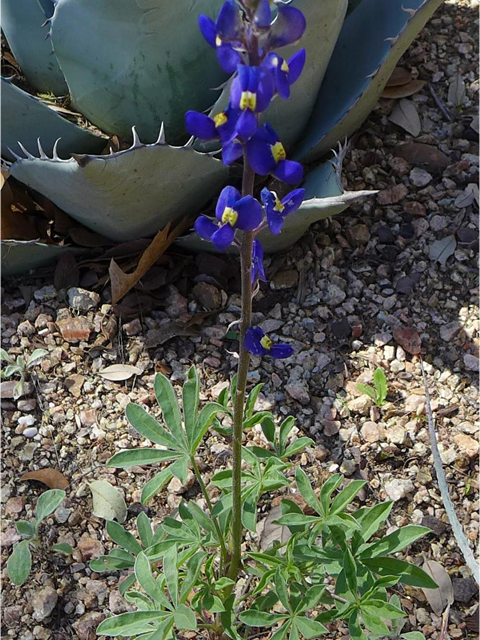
(393, 327, 421, 355)
(389, 99, 421, 136)
(54, 252, 80, 290)
(386, 67, 412, 87)
(393, 142, 450, 172)
(109, 217, 193, 304)
(65, 374, 85, 397)
(382, 79, 425, 99)
(1, 174, 39, 241)
(145, 322, 199, 348)
(422, 560, 454, 616)
(98, 364, 141, 381)
(259, 505, 291, 550)
(20, 468, 69, 490)
(69, 226, 114, 248)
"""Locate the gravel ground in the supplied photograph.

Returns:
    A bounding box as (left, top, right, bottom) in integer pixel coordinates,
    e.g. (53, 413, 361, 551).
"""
(1, 1, 479, 638)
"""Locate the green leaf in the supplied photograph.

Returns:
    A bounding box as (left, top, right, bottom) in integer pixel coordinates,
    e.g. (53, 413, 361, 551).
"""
(243, 411, 275, 430)
(348, 611, 368, 640)
(35, 489, 66, 527)
(26, 349, 48, 368)
(90, 553, 135, 572)
(137, 512, 153, 548)
(355, 383, 377, 401)
(154, 373, 185, 446)
(361, 599, 405, 620)
(261, 415, 276, 444)
(353, 502, 393, 544)
(89, 480, 127, 523)
(192, 402, 225, 452)
(15, 520, 35, 537)
(135, 552, 172, 609)
(343, 548, 358, 595)
(169, 455, 190, 485)
(283, 438, 314, 459)
(242, 493, 259, 532)
(239, 610, 289, 627)
(245, 383, 264, 419)
(107, 520, 142, 555)
(141, 468, 174, 505)
(183, 366, 199, 446)
(144, 540, 177, 562)
(96, 611, 170, 636)
(295, 468, 322, 515)
(3, 364, 20, 378)
(401, 633, 426, 640)
(279, 416, 296, 452)
(294, 616, 328, 638)
(174, 603, 197, 631)
(180, 552, 205, 603)
(7, 540, 32, 586)
(275, 514, 321, 526)
(275, 568, 291, 613)
(214, 577, 236, 591)
(360, 525, 430, 558)
(360, 607, 390, 635)
(319, 474, 343, 514)
(0, 348, 11, 362)
(125, 403, 182, 449)
(361, 557, 438, 588)
(330, 480, 366, 515)
(119, 573, 137, 595)
(53, 542, 73, 554)
(108, 448, 181, 468)
(163, 544, 178, 606)
(373, 368, 387, 405)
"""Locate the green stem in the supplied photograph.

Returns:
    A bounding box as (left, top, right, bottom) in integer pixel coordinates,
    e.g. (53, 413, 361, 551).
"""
(190, 455, 228, 573)
(228, 158, 255, 580)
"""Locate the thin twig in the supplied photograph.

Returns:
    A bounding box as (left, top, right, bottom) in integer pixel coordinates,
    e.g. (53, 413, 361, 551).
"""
(427, 83, 453, 122)
(421, 359, 479, 584)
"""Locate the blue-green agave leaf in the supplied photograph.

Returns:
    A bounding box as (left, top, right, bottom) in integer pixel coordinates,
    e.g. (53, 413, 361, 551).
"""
(199, 0, 348, 153)
(1, 241, 84, 277)
(294, 0, 445, 162)
(50, 0, 227, 143)
(2, 0, 67, 95)
(9, 129, 229, 241)
(1, 79, 107, 162)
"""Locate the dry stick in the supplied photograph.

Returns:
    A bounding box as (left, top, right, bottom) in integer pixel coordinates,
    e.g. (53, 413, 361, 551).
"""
(427, 83, 453, 122)
(421, 359, 479, 584)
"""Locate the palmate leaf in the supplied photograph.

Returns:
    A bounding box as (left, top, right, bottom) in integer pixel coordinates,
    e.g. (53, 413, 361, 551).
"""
(96, 611, 171, 637)
(9, 134, 228, 242)
(360, 556, 438, 588)
(50, 0, 227, 143)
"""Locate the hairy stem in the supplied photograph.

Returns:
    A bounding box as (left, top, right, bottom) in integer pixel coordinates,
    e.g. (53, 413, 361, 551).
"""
(228, 158, 255, 579)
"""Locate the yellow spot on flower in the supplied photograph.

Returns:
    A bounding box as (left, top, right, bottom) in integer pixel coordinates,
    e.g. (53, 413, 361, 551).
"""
(271, 56, 279, 67)
(214, 112, 228, 127)
(281, 60, 289, 73)
(240, 90, 257, 111)
(221, 206, 238, 226)
(271, 141, 286, 163)
(260, 336, 272, 350)
(273, 195, 285, 212)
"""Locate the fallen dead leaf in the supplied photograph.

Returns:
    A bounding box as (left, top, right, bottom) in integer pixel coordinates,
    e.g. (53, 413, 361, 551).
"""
(393, 142, 450, 172)
(382, 79, 426, 99)
(98, 364, 141, 381)
(429, 235, 457, 267)
(65, 374, 85, 397)
(20, 468, 69, 490)
(259, 505, 291, 550)
(386, 67, 412, 87)
(422, 559, 454, 616)
(389, 99, 421, 137)
(110, 217, 193, 304)
(54, 252, 80, 290)
(447, 73, 466, 107)
(393, 327, 421, 355)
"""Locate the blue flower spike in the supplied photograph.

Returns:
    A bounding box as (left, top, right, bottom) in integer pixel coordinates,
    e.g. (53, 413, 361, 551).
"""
(194, 186, 263, 251)
(246, 123, 304, 184)
(244, 326, 293, 359)
(252, 239, 266, 283)
(198, 0, 244, 73)
(261, 187, 305, 235)
(230, 65, 275, 139)
(264, 49, 306, 99)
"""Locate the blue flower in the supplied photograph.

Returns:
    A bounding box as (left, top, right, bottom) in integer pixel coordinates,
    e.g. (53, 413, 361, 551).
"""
(261, 187, 305, 234)
(265, 4, 306, 50)
(252, 239, 266, 283)
(246, 123, 303, 184)
(230, 65, 275, 139)
(254, 0, 272, 28)
(199, 1, 244, 73)
(194, 186, 263, 250)
(244, 327, 293, 359)
(264, 49, 306, 99)
(185, 107, 244, 165)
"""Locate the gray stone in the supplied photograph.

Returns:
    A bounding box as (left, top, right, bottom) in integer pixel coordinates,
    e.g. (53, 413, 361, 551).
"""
(374, 332, 392, 347)
(385, 425, 406, 445)
(33, 285, 57, 303)
(410, 167, 432, 187)
(165, 286, 188, 318)
(323, 284, 346, 307)
(285, 382, 310, 405)
(72, 612, 105, 640)
(347, 395, 373, 415)
(384, 478, 414, 501)
(361, 421, 383, 443)
(67, 287, 100, 311)
(32, 586, 58, 621)
(430, 215, 448, 232)
(440, 321, 463, 342)
(464, 354, 479, 372)
(23, 427, 38, 438)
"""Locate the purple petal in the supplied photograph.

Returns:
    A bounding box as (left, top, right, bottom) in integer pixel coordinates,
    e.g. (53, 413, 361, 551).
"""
(185, 111, 217, 139)
(274, 159, 304, 184)
(235, 196, 263, 231)
(260, 187, 275, 209)
(270, 344, 294, 359)
(256, 68, 275, 111)
(217, 0, 242, 39)
(246, 137, 275, 176)
(254, 0, 272, 28)
(222, 140, 243, 165)
(267, 210, 285, 235)
(275, 67, 290, 100)
(252, 239, 267, 283)
(217, 44, 241, 73)
(288, 49, 306, 85)
(281, 188, 305, 216)
(244, 327, 267, 356)
(211, 223, 235, 250)
(236, 109, 257, 140)
(216, 186, 241, 221)
(267, 5, 306, 49)
(198, 15, 216, 47)
(195, 216, 218, 241)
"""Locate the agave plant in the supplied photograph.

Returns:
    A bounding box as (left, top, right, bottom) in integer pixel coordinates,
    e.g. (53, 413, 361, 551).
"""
(2, 0, 443, 275)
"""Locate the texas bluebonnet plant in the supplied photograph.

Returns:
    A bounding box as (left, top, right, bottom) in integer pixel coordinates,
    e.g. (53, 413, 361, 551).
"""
(96, 3, 436, 639)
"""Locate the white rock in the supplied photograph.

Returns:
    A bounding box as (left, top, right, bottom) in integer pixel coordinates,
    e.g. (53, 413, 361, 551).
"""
(32, 586, 58, 621)
(385, 425, 406, 445)
(347, 395, 373, 415)
(23, 427, 38, 438)
(67, 287, 101, 311)
(384, 478, 414, 501)
(410, 167, 432, 187)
